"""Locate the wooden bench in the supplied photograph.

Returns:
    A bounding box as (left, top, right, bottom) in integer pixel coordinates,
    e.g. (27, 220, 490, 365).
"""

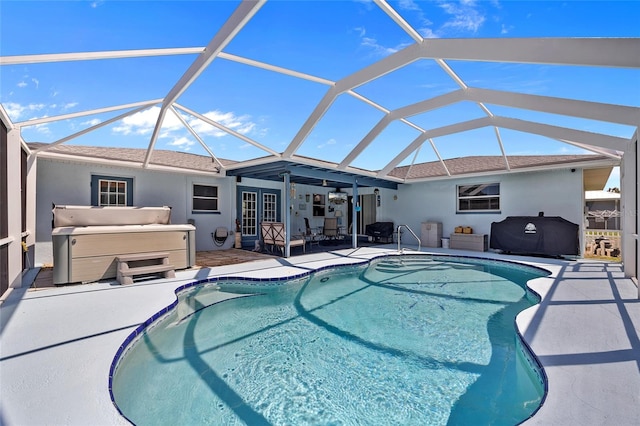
(116, 252, 175, 285)
(449, 233, 488, 252)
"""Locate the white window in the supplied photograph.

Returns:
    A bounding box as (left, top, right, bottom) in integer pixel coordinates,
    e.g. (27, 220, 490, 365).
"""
(457, 183, 500, 213)
(193, 184, 219, 212)
(91, 175, 133, 206)
(98, 179, 127, 206)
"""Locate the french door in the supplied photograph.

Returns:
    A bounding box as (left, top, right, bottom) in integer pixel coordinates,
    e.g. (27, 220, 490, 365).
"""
(237, 186, 280, 248)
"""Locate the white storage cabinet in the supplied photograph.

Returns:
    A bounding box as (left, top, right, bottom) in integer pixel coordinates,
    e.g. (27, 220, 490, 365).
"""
(420, 222, 443, 247)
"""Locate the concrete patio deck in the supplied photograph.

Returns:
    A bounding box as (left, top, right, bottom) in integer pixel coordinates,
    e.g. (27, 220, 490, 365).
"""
(1, 246, 638, 425)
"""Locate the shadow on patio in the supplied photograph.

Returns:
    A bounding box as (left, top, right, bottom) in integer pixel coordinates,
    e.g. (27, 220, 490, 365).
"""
(520, 261, 640, 425)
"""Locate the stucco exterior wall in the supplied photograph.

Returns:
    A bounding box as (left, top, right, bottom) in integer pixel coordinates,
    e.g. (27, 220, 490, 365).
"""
(386, 168, 584, 246)
(34, 158, 236, 266)
(34, 157, 586, 265)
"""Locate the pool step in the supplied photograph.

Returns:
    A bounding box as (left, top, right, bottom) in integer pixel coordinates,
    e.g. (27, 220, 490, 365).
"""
(374, 258, 438, 273)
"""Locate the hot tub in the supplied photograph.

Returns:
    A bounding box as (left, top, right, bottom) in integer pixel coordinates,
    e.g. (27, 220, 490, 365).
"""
(51, 206, 195, 285)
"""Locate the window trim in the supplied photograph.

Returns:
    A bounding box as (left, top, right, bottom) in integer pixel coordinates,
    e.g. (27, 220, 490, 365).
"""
(91, 175, 133, 206)
(456, 182, 501, 213)
(192, 183, 220, 213)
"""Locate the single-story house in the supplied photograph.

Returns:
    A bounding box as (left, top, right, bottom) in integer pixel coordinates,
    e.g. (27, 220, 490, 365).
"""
(29, 142, 618, 269)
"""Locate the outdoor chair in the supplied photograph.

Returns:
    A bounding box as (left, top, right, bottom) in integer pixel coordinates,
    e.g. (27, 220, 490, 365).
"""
(303, 217, 322, 249)
(261, 221, 305, 255)
(322, 217, 340, 243)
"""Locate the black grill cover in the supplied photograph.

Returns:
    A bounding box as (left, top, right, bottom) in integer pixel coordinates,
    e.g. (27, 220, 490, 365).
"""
(365, 222, 394, 238)
(490, 216, 579, 256)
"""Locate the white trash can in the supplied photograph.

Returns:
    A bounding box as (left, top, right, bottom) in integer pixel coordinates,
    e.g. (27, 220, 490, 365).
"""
(441, 237, 450, 249)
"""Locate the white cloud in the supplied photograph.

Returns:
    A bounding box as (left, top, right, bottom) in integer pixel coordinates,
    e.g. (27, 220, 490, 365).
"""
(354, 26, 366, 38)
(4, 102, 26, 120)
(28, 103, 47, 112)
(398, 0, 421, 12)
(360, 36, 412, 56)
(82, 118, 102, 127)
(439, 1, 486, 33)
(397, 0, 436, 38)
(166, 136, 195, 151)
(112, 106, 259, 142)
(34, 123, 51, 135)
(49, 102, 78, 111)
(420, 28, 439, 39)
(3, 102, 48, 121)
(191, 110, 256, 137)
(15, 76, 40, 89)
(317, 138, 337, 149)
(355, 25, 412, 56)
(112, 107, 162, 135)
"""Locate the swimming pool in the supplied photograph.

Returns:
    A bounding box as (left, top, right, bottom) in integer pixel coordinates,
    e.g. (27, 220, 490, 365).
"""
(111, 255, 549, 425)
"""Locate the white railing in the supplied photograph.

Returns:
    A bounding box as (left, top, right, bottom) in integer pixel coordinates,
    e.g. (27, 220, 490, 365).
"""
(397, 224, 421, 253)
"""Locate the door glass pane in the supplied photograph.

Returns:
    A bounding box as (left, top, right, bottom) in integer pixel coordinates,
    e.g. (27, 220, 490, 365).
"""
(242, 191, 257, 236)
(263, 193, 277, 223)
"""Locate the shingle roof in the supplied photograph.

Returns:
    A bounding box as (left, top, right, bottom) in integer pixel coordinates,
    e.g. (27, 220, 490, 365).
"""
(30, 143, 610, 181)
(389, 155, 610, 180)
(28, 143, 236, 174)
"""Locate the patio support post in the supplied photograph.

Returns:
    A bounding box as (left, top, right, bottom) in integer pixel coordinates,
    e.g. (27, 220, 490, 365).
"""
(283, 172, 291, 258)
(25, 153, 37, 269)
(620, 133, 638, 289)
(5, 126, 23, 289)
(352, 181, 359, 249)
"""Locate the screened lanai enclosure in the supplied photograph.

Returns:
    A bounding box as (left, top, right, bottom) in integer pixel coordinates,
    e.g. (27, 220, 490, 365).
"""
(1, 0, 638, 293)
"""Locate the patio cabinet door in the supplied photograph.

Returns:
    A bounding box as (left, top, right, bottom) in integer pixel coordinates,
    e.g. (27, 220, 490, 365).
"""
(237, 186, 280, 249)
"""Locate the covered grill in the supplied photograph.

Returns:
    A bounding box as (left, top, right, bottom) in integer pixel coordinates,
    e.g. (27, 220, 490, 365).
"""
(490, 215, 579, 257)
(365, 222, 394, 243)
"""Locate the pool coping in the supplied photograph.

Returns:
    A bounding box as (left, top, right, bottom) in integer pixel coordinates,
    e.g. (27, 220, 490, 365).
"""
(1, 245, 639, 425)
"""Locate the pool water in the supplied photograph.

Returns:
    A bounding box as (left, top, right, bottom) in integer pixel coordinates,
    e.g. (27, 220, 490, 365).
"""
(112, 255, 548, 425)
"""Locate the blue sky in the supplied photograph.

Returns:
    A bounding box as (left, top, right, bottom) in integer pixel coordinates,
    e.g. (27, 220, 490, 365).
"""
(2, 0, 639, 189)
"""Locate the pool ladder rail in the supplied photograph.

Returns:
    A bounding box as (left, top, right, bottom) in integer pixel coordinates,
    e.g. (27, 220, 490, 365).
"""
(397, 224, 421, 253)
